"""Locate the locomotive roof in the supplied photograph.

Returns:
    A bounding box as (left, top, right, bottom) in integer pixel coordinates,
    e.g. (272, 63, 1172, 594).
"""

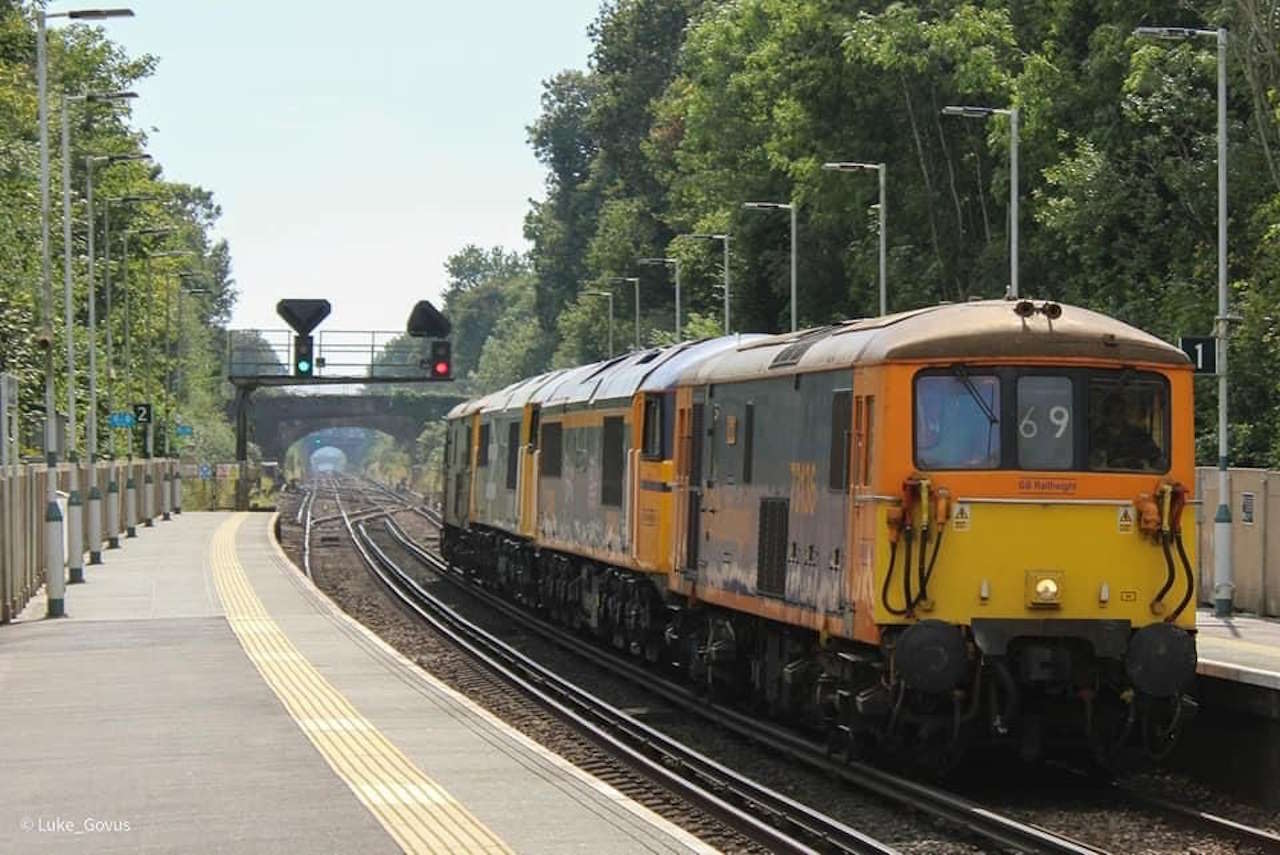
(526, 335, 766, 412)
(446, 336, 769, 420)
(677, 300, 1189, 386)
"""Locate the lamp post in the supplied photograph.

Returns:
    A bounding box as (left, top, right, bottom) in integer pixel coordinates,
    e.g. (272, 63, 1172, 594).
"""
(61, 93, 138, 465)
(121, 225, 172, 490)
(582, 290, 614, 357)
(1135, 24, 1233, 616)
(78, 149, 147, 567)
(137, 247, 190, 527)
(36, 5, 135, 617)
(638, 257, 681, 341)
(743, 201, 798, 332)
(689, 233, 732, 333)
(942, 105, 1019, 298)
(822, 161, 887, 316)
(104, 197, 159, 424)
(609, 276, 641, 349)
(149, 250, 195, 462)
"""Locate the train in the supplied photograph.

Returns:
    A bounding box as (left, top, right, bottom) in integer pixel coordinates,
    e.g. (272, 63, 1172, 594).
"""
(441, 298, 1199, 769)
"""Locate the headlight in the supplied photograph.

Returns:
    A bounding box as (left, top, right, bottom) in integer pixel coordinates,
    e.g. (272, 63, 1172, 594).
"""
(1026, 571, 1064, 608)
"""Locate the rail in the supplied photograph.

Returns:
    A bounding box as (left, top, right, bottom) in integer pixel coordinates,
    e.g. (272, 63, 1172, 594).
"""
(330, 487, 898, 855)
(381, 514, 1104, 855)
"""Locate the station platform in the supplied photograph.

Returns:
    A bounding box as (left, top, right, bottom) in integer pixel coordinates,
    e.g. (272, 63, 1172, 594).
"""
(1197, 608, 1280, 691)
(0, 512, 712, 854)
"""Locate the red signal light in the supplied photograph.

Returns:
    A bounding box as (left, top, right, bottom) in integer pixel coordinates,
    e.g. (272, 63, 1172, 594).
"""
(428, 340, 451, 379)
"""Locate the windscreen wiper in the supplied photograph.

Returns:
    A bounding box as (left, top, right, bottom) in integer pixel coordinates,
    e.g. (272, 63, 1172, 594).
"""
(953, 366, 998, 424)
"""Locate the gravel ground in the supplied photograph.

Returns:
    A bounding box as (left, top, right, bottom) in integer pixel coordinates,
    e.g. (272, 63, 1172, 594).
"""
(280, 485, 1280, 854)
(280, 491, 766, 854)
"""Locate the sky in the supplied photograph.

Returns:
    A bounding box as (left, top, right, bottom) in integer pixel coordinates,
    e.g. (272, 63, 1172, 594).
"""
(107, 0, 602, 334)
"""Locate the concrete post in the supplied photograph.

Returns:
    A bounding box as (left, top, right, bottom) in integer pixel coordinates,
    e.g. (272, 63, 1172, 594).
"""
(125, 469, 138, 538)
(143, 463, 155, 526)
(45, 489, 65, 617)
(87, 462, 102, 564)
(106, 467, 120, 549)
(67, 464, 84, 584)
(161, 466, 171, 521)
(173, 462, 182, 514)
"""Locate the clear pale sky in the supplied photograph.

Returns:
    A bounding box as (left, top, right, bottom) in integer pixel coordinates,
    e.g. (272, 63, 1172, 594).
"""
(107, 0, 601, 333)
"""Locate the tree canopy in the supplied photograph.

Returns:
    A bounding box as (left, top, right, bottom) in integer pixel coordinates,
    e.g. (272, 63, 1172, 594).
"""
(451, 0, 1280, 468)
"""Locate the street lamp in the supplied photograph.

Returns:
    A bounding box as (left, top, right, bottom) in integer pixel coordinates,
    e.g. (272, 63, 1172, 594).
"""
(1135, 24, 1234, 616)
(176, 276, 209, 405)
(942, 104, 1019, 298)
(60, 93, 138, 463)
(103, 194, 159, 413)
(149, 249, 195, 461)
(689, 233, 731, 333)
(608, 277, 642, 349)
(823, 161, 887, 316)
(638, 257, 682, 341)
(122, 226, 173, 459)
(582, 290, 614, 357)
(35, 5, 135, 617)
(743, 201, 798, 332)
(78, 148, 147, 568)
(99, 198, 156, 547)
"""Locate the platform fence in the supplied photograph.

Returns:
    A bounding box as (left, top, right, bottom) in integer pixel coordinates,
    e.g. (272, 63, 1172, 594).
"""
(1197, 467, 1280, 618)
(0, 459, 175, 623)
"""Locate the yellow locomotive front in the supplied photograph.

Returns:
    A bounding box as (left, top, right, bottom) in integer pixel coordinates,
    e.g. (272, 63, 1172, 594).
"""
(858, 299, 1198, 764)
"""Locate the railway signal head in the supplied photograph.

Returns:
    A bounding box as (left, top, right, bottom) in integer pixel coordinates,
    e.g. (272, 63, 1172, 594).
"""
(429, 340, 451, 379)
(294, 335, 315, 377)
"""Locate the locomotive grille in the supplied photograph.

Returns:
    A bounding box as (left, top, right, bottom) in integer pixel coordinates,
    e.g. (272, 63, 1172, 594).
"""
(757, 497, 789, 597)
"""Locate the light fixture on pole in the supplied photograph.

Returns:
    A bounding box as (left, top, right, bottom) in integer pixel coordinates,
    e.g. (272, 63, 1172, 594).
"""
(149, 249, 195, 461)
(942, 104, 1019, 298)
(1134, 23, 1234, 617)
(608, 277, 641, 349)
(822, 161, 887, 316)
(122, 226, 173, 461)
(689, 233, 731, 333)
(103, 194, 159, 412)
(176, 275, 209, 407)
(638, 257, 681, 341)
(61, 93, 138, 466)
(36, 4, 135, 617)
(80, 146, 147, 567)
(582, 290, 615, 357)
(743, 201, 798, 332)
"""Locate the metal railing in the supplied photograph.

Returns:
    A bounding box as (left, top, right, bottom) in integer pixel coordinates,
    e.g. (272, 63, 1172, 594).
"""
(226, 328, 434, 381)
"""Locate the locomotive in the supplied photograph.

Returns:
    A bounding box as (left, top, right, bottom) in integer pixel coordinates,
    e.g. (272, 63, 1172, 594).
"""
(441, 299, 1198, 767)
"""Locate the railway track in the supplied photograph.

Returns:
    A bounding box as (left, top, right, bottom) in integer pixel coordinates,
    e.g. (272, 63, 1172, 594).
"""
(330, 487, 900, 855)
(305, 476, 1280, 854)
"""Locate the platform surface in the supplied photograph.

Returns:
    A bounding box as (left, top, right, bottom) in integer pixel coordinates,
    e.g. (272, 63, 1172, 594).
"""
(1196, 608, 1280, 690)
(0, 512, 711, 854)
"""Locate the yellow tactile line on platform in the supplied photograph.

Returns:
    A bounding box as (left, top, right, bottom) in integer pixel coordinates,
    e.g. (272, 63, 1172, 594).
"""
(210, 514, 511, 855)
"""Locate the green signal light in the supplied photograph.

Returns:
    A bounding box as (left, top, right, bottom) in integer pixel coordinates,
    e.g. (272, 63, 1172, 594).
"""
(297, 360, 311, 373)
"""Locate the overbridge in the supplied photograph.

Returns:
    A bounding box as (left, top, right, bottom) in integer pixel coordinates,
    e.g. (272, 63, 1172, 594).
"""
(235, 392, 464, 462)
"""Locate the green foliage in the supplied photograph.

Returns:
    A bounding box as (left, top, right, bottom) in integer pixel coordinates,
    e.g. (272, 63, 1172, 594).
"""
(474, 0, 1280, 468)
(0, 2, 237, 460)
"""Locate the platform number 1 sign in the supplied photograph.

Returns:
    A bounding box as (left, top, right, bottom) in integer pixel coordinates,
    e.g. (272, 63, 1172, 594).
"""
(1178, 336, 1216, 375)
